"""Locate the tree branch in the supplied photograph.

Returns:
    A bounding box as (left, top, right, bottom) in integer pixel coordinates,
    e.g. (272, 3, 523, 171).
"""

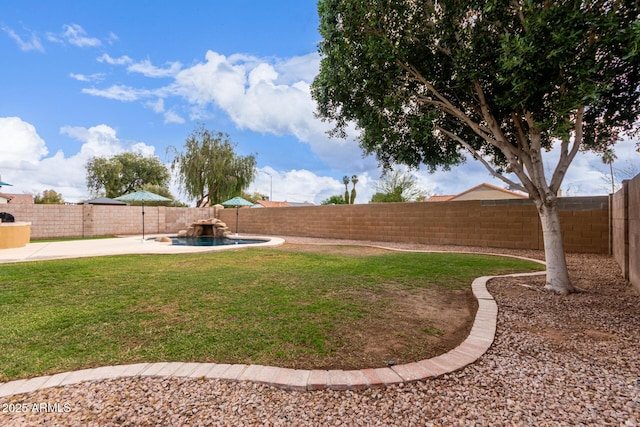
(519, 112, 555, 202)
(550, 106, 585, 192)
(436, 126, 527, 192)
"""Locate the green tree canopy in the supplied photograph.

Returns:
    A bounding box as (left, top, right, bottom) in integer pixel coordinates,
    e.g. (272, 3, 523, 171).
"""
(34, 189, 64, 204)
(242, 191, 267, 204)
(312, 0, 640, 293)
(169, 125, 257, 207)
(86, 152, 170, 199)
(370, 169, 427, 203)
(321, 194, 347, 205)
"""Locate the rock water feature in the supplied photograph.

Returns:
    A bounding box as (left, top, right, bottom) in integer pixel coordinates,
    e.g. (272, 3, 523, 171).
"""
(167, 217, 268, 246)
(177, 218, 231, 239)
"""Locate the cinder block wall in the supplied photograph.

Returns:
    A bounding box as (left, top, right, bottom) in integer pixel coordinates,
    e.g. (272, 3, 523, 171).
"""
(0, 197, 610, 254)
(219, 196, 610, 253)
(629, 175, 640, 292)
(612, 185, 629, 279)
(613, 174, 640, 292)
(0, 205, 216, 239)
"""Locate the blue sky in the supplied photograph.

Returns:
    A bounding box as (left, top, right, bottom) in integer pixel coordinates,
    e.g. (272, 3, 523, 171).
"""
(0, 1, 636, 204)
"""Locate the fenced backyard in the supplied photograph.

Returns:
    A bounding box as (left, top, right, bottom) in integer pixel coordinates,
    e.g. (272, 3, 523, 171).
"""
(1, 177, 638, 292)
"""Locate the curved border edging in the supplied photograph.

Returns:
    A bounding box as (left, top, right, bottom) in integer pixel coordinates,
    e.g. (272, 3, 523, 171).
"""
(0, 247, 546, 397)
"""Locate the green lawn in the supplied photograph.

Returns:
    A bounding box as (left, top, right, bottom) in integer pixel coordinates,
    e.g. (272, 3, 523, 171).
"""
(0, 246, 542, 381)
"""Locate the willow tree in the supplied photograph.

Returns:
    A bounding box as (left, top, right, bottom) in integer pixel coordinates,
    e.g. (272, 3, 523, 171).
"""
(169, 125, 257, 207)
(312, 0, 640, 294)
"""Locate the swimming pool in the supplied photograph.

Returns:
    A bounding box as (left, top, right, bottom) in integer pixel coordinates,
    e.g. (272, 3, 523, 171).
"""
(170, 236, 269, 246)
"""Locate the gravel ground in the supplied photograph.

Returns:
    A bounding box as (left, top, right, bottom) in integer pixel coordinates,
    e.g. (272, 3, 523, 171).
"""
(1, 237, 639, 426)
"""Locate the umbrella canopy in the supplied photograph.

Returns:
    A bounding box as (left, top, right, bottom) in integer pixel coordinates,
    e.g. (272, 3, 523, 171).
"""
(220, 196, 254, 235)
(114, 190, 171, 203)
(220, 196, 254, 207)
(115, 190, 171, 240)
(0, 180, 12, 187)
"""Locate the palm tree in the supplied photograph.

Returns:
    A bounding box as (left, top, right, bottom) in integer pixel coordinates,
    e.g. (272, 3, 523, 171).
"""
(343, 175, 350, 204)
(350, 175, 359, 204)
(602, 149, 617, 194)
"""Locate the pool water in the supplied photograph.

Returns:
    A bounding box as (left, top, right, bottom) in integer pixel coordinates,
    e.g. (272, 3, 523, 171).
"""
(170, 236, 268, 246)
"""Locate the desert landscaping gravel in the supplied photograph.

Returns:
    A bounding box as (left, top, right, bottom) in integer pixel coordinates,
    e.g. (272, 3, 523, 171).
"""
(1, 237, 638, 426)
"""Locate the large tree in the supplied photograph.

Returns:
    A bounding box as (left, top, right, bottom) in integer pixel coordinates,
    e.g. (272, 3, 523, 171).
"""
(86, 152, 170, 199)
(169, 125, 257, 207)
(312, 0, 640, 294)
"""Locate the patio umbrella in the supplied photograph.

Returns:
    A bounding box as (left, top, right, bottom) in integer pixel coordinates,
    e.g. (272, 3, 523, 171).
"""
(115, 190, 171, 240)
(0, 179, 12, 188)
(221, 196, 254, 235)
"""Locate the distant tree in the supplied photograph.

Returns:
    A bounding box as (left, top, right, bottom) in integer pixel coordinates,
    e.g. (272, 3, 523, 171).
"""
(312, 0, 640, 293)
(601, 158, 640, 193)
(86, 152, 170, 199)
(350, 175, 359, 204)
(321, 194, 347, 205)
(616, 161, 640, 182)
(242, 191, 267, 204)
(34, 189, 64, 204)
(343, 175, 350, 204)
(370, 169, 426, 203)
(168, 124, 257, 207)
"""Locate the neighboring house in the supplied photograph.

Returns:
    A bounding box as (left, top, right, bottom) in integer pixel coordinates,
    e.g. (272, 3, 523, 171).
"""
(427, 183, 528, 202)
(0, 193, 34, 204)
(253, 200, 315, 208)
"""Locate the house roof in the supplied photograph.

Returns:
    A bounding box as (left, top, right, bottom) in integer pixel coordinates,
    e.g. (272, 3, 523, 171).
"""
(253, 200, 315, 208)
(426, 195, 455, 202)
(427, 183, 528, 202)
(452, 183, 527, 200)
(0, 193, 34, 204)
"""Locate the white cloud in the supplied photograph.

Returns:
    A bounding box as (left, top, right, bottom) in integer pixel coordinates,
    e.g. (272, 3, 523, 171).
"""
(173, 51, 247, 106)
(0, 117, 159, 202)
(82, 84, 145, 101)
(128, 59, 182, 78)
(274, 53, 321, 84)
(97, 53, 132, 65)
(0, 117, 48, 166)
(70, 72, 105, 83)
(82, 49, 371, 171)
(2, 25, 44, 52)
(107, 32, 119, 44)
(61, 24, 101, 47)
(164, 110, 185, 124)
(146, 98, 165, 113)
(168, 50, 372, 170)
(250, 167, 376, 205)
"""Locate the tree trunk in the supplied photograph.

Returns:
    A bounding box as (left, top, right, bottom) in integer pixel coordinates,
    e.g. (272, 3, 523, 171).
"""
(536, 199, 575, 294)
